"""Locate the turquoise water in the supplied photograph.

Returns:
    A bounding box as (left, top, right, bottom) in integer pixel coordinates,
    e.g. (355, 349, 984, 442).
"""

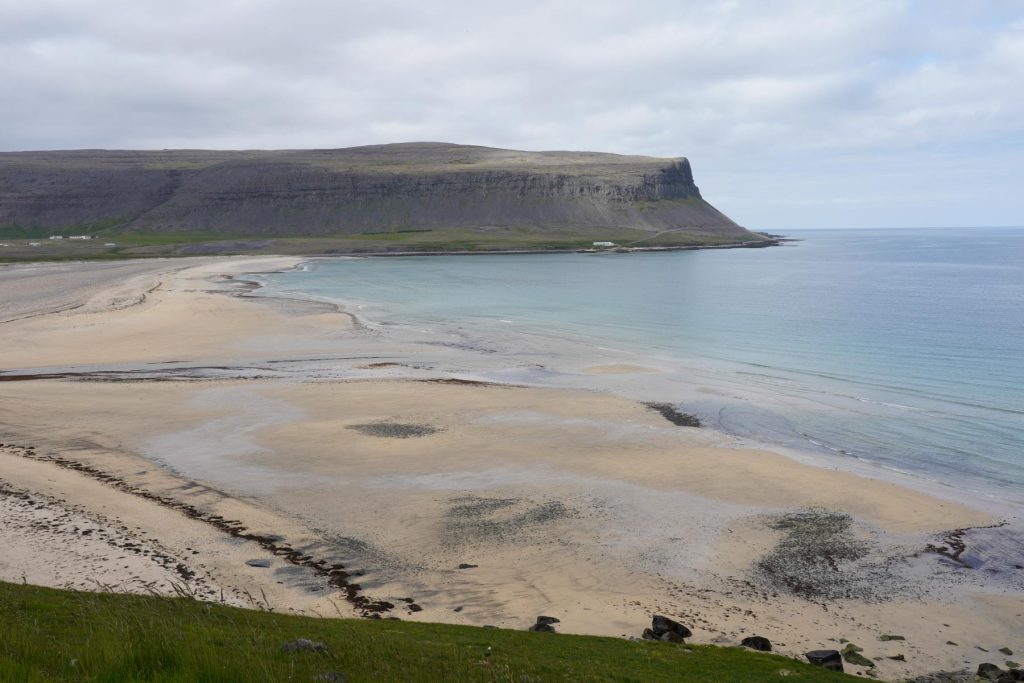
(260, 228, 1024, 501)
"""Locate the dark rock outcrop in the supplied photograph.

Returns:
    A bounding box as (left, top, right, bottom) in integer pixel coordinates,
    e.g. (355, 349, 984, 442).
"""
(651, 614, 692, 639)
(977, 663, 999, 681)
(977, 663, 1023, 682)
(740, 636, 772, 652)
(805, 650, 844, 672)
(0, 143, 752, 241)
(527, 616, 560, 633)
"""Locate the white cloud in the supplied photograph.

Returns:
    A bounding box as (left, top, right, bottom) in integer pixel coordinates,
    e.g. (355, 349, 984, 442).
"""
(0, 0, 1021, 227)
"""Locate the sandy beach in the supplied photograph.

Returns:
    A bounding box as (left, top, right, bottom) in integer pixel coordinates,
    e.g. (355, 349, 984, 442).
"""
(1, 256, 1021, 681)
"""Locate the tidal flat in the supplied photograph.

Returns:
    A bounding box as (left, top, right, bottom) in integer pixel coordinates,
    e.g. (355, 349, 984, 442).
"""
(0, 255, 1021, 681)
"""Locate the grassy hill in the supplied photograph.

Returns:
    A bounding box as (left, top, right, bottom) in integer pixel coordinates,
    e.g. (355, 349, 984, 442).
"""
(0, 581, 852, 682)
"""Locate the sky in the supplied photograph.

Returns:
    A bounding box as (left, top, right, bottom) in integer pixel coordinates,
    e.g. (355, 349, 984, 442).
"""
(1, 0, 1022, 229)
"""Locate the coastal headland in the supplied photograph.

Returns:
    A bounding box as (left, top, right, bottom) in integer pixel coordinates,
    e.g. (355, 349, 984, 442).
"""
(0, 143, 774, 261)
(1, 256, 1022, 681)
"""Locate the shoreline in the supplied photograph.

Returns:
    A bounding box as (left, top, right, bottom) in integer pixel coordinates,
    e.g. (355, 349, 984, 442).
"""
(1, 255, 1021, 681)
(326, 235, 790, 258)
(0, 235, 789, 265)
(247, 257, 1023, 519)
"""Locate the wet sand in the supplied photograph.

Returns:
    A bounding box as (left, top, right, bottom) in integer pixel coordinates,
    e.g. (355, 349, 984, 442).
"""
(1, 256, 1021, 680)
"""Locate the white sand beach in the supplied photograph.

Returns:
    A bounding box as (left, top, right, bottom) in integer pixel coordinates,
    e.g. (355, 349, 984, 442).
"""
(1, 256, 1021, 680)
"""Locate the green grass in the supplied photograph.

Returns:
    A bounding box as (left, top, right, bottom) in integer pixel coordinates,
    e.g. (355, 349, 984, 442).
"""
(101, 231, 244, 246)
(0, 224, 54, 239)
(0, 225, 773, 264)
(0, 582, 852, 682)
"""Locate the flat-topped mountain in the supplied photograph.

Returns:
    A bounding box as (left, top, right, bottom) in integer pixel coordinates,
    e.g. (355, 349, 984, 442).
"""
(0, 143, 761, 252)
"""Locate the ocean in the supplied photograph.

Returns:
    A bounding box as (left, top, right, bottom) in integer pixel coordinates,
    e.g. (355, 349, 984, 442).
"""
(257, 228, 1024, 506)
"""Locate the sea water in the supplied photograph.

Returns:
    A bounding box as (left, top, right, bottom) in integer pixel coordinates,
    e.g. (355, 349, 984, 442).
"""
(258, 228, 1024, 504)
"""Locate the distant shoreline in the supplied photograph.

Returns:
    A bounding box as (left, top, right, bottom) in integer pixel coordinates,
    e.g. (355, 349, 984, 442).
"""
(323, 235, 789, 258)
(0, 234, 789, 264)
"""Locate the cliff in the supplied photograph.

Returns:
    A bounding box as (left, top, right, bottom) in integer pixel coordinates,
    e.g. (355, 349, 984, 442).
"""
(0, 142, 752, 243)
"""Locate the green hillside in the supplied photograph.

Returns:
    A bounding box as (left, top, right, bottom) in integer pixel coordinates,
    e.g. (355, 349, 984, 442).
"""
(0, 581, 852, 682)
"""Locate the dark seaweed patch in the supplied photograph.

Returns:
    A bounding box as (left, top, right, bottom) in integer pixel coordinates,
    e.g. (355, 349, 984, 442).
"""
(347, 422, 441, 439)
(643, 402, 702, 428)
(1, 444, 410, 616)
(442, 495, 574, 548)
(754, 508, 912, 602)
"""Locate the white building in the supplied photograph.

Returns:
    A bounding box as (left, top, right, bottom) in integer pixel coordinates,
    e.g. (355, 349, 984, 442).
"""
(69, 235, 94, 240)
(49, 235, 64, 240)
(592, 241, 615, 247)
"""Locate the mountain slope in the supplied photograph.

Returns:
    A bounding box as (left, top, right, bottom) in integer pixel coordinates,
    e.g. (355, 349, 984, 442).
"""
(0, 143, 754, 244)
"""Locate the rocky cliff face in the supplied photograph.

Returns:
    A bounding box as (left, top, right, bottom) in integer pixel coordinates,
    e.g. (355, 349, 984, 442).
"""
(0, 143, 747, 239)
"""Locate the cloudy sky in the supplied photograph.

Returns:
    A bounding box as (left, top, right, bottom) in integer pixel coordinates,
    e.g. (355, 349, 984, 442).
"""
(2, 0, 1022, 229)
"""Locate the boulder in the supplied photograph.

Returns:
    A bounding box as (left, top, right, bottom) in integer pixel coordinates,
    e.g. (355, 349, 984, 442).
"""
(978, 663, 1004, 681)
(741, 636, 772, 652)
(641, 628, 658, 641)
(805, 650, 844, 672)
(245, 559, 271, 568)
(660, 631, 686, 643)
(651, 614, 692, 639)
(528, 616, 560, 633)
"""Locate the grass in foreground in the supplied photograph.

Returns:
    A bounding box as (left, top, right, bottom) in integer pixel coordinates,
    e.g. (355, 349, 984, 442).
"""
(0, 582, 853, 682)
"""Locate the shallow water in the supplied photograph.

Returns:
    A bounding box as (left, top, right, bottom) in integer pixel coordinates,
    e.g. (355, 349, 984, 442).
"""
(259, 228, 1024, 504)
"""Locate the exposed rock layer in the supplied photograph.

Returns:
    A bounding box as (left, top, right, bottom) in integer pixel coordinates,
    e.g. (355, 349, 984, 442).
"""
(0, 142, 749, 239)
